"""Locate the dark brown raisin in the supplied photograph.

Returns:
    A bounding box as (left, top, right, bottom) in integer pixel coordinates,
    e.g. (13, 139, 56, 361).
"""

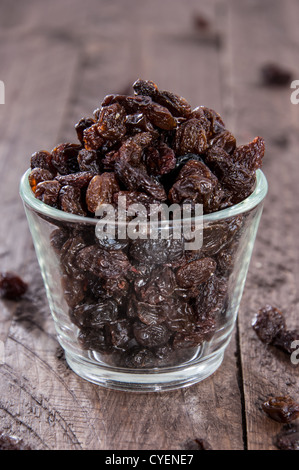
(76, 245, 132, 280)
(0, 272, 28, 300)
(28, 168, 55, 192)
(97, 103, 126, 141)
(35, 180, 61, 206)
(86, 173, 120, 213)
(262, 396, 299, 424)
(176, 258, 217, 288)
(183, 437, 212, 450)
(232, 136, 265, 171)
(261, 63, 293, 86)
(133, 320, 172, 348)
(30, 150, 56, 173)
(77, 149, 101, 173)
(252, 305, 286, 345)
(51, 143, 81, 175)
(75, 117, 95, 144)
(70, 300, 119, 329)
(83, 124, 105, 150)
(174, 118, 208, 156)
(0, 432, 31, 450)
(59, 185, 86, 216)
(274, 424, 299, 450)
(169, 160, 223, 213)
(55, 171, 94, 189)
(145, 102, 177, 130)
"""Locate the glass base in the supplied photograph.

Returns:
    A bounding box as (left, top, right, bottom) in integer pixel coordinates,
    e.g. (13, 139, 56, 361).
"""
(65, 350, 224, 392)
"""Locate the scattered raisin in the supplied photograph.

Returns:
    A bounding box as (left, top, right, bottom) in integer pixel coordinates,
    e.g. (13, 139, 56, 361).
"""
(262, 396, 299, 424)
(0, 272, 28, 300)
(274, 425, 299, 450)
(261, 63, 293, 86)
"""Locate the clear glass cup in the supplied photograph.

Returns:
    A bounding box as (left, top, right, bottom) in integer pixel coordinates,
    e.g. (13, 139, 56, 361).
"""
(20, 169, 267, 391)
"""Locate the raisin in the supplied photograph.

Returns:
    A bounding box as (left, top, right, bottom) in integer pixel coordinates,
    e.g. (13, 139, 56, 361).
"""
(76, 245, 132, 280)
(133, 320, 172, 348)
(210, 130, 236, 154)
(97, 103, 126, 141)
(261, 63, 293, 86)
(262, 396, 299, 424)
(0, 272, 28, 300)
(145, 102, 177, 130)
(123, 346, 156, 368)
(50, 228, 69, 252)
(135, 300, 167, 326)
(61, 274, 86, 308)
(168, 159, 223, 213)
(176, 258, 217, 288)
(0, 433, 31, 451)
(275, 425, 299, 450)
(145, 143, 176, 176)
(184, 438, 212, 450)
(252, 305, 286, 345)
(59, 185, 86, 216)
(28, 168, 55, 192)
(75, 117, 95, 144)
(125, 112, 156, 135)
(51, 143, 81, 175)
(155, 89, 192, 118)
(108, 319, 133, 350)
(132, 79, 159, 97)
(55, 171, 94, 189)
(78, 326, 112, 353)
(135, 266, 177, 304)
(83, 124, 105, 150)
(164, 298, 196, 334)
(195, 275, 227, 322)
(129, 238, 184, 265)
(35, 180, 61, 206)
(77, 149, 101, 173)
(232, 136, 265, 171)
(174, 118, 208, 156)
(273, 329, 299, 355)
(86, 173, 120, 213)
(172, 317, 216, 349)
(70, 300, 119, 329)
(30, 150, 56, 174)
(114, 158, 167, 201)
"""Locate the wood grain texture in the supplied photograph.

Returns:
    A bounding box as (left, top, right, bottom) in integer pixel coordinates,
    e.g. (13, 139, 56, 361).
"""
(223, 0, 299, 450)
(0, 0, 298, 450)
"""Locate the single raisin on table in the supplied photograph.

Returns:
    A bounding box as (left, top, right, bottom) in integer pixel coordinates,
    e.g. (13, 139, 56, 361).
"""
(183, 438, 212, 450)
(252, 305, 299, 356)
(0, 272, 28, 300)
(274, 425, 299, 450)
(262, 396, 299, 424)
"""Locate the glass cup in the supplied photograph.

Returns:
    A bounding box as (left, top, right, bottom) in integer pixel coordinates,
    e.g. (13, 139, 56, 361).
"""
(20, 169, 267, 391)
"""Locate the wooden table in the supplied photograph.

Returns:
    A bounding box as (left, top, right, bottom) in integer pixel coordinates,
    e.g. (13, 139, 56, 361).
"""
(0, 0, 298, 451)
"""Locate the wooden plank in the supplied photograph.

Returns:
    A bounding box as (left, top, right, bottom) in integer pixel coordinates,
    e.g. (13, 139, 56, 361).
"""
(221, 0, 299, 450)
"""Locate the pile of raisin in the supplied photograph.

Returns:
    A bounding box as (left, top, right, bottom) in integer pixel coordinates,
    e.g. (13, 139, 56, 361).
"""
(28, 80, 265, 368)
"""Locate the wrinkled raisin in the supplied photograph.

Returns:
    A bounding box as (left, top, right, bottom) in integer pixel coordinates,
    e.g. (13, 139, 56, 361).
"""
(0, 272, 28, 300)
(86, 173, 120, 213)
(262, 396, 299, 424)
(35, 180, 61, 206)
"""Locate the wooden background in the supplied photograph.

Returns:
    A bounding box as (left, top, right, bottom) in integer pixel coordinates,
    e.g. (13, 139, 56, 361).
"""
(0, 0, 298, 450)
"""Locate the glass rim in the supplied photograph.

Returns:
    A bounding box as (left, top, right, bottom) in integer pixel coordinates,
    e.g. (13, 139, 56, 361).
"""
(19, 168, 268, 225)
